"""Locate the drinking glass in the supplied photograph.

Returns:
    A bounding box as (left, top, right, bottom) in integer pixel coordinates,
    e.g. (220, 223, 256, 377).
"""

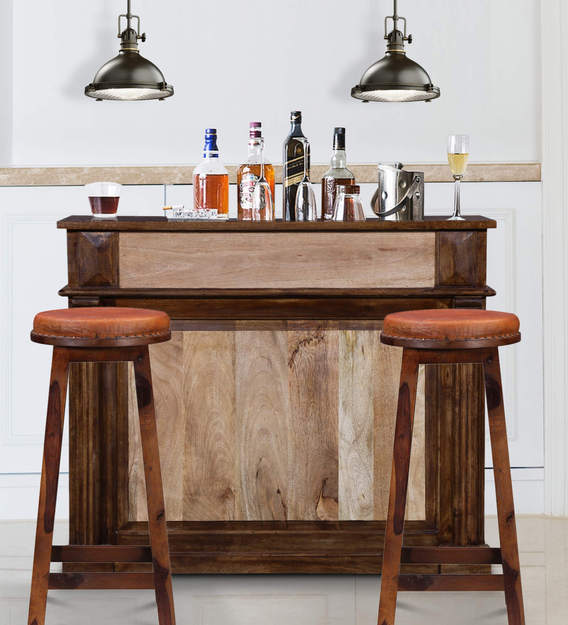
(447, 135, 470, 220)
(333, 185, 366, 221)
(85, 182, 121, 219)
(295, 150, 317, 222)
(252, 140, 274, 221)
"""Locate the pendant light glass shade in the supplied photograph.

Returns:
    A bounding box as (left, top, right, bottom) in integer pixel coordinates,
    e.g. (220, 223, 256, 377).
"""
(351, 1, 439, 103)
(85, 1, 173, 101)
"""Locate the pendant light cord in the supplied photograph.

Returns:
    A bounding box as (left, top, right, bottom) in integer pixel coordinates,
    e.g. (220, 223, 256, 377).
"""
(126, 0, 132, 31)
(393, 0, 398, 29)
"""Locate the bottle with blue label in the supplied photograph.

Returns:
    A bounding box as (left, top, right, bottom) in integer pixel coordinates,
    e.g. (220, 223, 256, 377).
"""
(193, 128, 229, 219)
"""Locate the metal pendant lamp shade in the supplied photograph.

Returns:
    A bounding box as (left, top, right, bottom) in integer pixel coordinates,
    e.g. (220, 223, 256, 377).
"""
(85, 1, 173, 101)
(351, 0, 440, 103)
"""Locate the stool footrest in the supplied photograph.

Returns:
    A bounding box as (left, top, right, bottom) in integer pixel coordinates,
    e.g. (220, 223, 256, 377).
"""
(51, 545, 152, 563)
(48, 572, 155, 590)
(398, 574, 505, 592)
(401, 546, 502, 565)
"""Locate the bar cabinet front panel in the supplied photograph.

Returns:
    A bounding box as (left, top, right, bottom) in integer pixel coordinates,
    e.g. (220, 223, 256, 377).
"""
(127, 328, 426, 523)
(118, 232, 436, 290)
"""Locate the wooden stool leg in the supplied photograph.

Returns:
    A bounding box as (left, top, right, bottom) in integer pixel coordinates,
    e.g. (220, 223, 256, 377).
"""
(377, 349, 420, 625)
(484, 348, 525, 625)
(28, 348, 69, 625)
(134, 347, 176, 625)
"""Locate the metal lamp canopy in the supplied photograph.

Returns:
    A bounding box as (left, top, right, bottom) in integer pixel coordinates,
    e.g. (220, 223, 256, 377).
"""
(85, 0, 173, 101)
(351, 0, 440, 103)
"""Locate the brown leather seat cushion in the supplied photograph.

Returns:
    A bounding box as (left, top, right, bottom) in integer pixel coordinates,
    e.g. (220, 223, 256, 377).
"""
(32, 307, 171, 347)
(382, 309, 520, 348)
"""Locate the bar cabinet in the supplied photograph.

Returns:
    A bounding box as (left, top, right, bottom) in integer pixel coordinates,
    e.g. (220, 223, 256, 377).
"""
(57, 216, 495, 574)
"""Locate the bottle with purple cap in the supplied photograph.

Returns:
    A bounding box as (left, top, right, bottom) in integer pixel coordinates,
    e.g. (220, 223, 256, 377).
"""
(237, 122, 275, 221)
(193, 128, 229, 219)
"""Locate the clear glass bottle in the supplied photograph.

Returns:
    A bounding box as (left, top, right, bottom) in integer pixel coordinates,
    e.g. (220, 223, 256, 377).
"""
(333, 185, 365, 222)
(237, 122, 275, 221)
(193, 128, 229, 220)
(322, 127, 355, 221)
(283, 111, 310, 221)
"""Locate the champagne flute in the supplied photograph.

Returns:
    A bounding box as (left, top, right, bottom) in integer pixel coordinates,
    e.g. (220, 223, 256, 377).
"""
(252, 139, 274, 221)
(295, 146, 317, 221)
(447, 134, 470, 221)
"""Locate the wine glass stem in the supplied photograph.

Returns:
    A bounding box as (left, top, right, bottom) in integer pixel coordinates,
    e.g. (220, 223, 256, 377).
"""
(453, 176, 462, 218)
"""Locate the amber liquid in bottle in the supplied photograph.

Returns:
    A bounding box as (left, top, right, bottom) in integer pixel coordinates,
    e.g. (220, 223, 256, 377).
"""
(238, 123, 275, 220)
(237, 164, 276, 220)
(193, 173, 230, 218)
(321, 127, 355, 220)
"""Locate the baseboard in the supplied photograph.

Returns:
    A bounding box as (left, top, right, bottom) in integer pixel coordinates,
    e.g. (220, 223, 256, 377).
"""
(0, 469, 543, 521)
(485, 467, 544, 515)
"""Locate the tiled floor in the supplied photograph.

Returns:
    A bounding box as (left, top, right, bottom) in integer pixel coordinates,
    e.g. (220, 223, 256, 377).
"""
(1, 517, 566, 624)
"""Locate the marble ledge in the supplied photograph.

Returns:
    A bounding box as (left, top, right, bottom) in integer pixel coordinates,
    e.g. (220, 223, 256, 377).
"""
(0, 163, 541, 187)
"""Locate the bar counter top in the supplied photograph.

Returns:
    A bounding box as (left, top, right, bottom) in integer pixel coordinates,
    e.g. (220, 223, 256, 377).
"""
(58, 215, 497, 232)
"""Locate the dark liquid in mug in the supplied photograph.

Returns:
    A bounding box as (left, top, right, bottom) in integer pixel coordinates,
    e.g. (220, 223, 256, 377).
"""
(89, 196, 120, 215)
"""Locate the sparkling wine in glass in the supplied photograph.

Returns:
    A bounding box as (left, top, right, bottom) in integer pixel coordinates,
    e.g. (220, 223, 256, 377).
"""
(447, 135, 470, 220)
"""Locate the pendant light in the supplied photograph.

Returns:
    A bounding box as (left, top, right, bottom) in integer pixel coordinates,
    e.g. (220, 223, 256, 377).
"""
(85, 0, 173, 101)
(351, 0, 440, 103)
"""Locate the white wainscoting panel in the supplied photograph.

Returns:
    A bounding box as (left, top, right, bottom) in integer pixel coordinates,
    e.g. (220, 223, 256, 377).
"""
(426, 182, 544, 470)
(0, 186, 163, 479)
(0, 182, 543, 517)
(485, 468, 544, 516)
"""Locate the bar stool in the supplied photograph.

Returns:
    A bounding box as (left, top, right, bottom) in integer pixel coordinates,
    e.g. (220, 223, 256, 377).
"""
(27, 307, 176, 625)
(378, 309, 525, 625)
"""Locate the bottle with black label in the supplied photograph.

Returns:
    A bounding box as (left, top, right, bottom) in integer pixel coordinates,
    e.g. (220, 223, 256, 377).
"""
(283, 111, 310, 221)
(321, 127, 355, 220)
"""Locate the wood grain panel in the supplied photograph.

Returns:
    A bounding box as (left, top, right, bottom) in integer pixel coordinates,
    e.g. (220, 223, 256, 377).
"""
(149, 332, 185, 520)
(127, 327, 427, 523)
(183, 331, 237, 520)
(127, 362, 146, 522)
(67, 231, 118, 288)
(119, 232, 436, 289)
(235, 331, 290, 520)
(374, 339, 426, 520)
(437, 231, 487, 287)
(338, 330, 377, 520)
(287, 324, 339, 520)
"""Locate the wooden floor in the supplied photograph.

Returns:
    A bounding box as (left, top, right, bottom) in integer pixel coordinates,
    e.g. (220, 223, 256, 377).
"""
(0, 517, 565, 624)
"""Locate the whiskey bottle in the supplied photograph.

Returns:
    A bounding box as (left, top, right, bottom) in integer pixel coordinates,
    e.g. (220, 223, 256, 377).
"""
(321, 127, 355, 220)
(237, 122, 275, 221)
(283, 111, 310, 221)
(193, 128, 230, 220)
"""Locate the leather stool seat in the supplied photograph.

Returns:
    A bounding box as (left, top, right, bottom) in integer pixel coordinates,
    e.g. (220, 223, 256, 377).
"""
(31, 307, 171, 347)
(381, 309, 521, 349)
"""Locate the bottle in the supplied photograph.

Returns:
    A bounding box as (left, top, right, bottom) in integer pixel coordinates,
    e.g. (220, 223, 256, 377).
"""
(321, 127, 355, 221)
(283, 111, 310, 221)
(237, 122, 275, 220)
(193, 128, 229, 220)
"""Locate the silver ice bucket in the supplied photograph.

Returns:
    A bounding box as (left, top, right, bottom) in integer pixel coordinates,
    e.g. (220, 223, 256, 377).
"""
(371, 163, 424, 221)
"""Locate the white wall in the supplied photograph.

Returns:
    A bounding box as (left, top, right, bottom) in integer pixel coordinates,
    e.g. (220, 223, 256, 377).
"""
(5, 0, 540, 166)
(0, 0, 12, 165)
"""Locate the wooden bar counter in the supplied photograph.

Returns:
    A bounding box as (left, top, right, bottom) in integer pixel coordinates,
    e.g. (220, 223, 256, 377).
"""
(58, 216, 496, 574)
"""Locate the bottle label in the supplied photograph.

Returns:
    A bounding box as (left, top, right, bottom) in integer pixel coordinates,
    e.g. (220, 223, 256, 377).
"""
(284, 154, 305, 188)
(239, 172, 258, 209)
